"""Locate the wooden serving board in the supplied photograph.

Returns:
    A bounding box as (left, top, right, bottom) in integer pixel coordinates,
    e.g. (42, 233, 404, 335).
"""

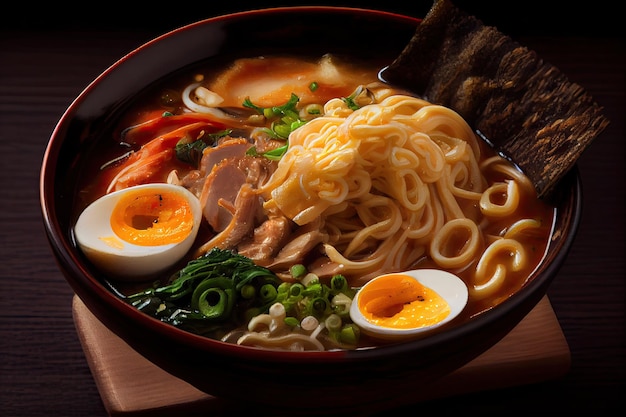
(72, 295, 571, 416)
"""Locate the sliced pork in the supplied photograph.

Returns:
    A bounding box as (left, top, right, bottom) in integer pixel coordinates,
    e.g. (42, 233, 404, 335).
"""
(237, 216, 293, 266)
(194, 183, 262, 256)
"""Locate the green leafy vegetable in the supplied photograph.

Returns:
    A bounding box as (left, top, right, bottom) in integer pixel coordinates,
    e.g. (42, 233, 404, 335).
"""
(175, 129, 232, 166)
(342, 93, 361, 111)
(246, 143, 289, 161)
(243, 93, 304, 140)
(342, 85, 376, 111)
(125, 248, 281, 335)
(124, 249, 360, 346)
(243, 93, 306, 161)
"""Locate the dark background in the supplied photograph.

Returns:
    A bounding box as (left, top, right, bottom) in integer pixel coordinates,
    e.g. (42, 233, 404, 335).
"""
(1, 1, 623, 416)
(3, 0, 622, 37)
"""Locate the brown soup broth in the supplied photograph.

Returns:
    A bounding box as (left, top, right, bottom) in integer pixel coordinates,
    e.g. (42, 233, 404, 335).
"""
(73, 53, 557, 346)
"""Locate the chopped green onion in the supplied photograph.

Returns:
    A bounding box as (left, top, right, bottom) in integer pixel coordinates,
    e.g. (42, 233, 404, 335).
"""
(309, 297, 330, 317)
(240, 284, 256, 299)
(339, 324, 360, 345)
(325, 314, 343, 331)
(259, 284, 278, 303)
(301, 273, 319, 286)
(284, 316, 300, 327)
(302, 282, 323, 298)
(305, 104, 323, 115)
(330, 274, 348, 293)
(195, 287, 235, 319)
(190, 276, 234, 310)
(290, 264, 307, 279)
(289, 283, 305, 297)
(342, 96, 360, 111)
(242, 93, 307, 151)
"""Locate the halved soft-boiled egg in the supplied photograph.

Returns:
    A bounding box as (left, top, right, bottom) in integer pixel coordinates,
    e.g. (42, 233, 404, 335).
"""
(350, 269, 469, 341)
(74, 183, 202, 280)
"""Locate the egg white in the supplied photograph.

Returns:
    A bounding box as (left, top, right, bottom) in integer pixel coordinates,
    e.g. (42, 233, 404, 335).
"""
(350, 269, 469, 341)
(74, 183, 202, 280)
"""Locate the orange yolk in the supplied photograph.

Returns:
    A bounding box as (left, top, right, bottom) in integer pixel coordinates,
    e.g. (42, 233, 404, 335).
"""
(110, 188, 194, 246)
(358, 273, 451, 329)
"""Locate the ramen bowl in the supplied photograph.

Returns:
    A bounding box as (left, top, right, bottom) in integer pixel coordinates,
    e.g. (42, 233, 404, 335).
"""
(40, 7, 582, 414)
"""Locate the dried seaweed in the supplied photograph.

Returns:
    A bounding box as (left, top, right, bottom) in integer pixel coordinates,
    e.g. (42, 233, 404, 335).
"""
(381, 0, 609, 198)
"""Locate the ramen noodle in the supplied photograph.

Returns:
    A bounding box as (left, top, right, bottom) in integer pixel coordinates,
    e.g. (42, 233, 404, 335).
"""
(75, 54, 555, 350)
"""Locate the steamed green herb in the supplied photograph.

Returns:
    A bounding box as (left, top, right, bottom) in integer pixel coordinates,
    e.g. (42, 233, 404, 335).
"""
(125, 247, 359, 345)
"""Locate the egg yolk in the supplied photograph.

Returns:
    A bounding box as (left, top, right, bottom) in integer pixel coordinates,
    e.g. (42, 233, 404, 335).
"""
(358, 273, 451, 329)
(110, 188, 194, 246)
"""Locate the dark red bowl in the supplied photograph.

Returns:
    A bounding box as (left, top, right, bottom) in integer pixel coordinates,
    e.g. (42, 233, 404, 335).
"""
(40, 7, 582, 414)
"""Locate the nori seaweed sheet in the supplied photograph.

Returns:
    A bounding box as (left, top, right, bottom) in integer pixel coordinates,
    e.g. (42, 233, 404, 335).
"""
(381, 0, 610, 198)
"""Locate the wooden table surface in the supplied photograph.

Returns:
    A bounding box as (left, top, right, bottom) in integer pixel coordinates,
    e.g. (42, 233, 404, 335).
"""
(1, 2, 624, 415)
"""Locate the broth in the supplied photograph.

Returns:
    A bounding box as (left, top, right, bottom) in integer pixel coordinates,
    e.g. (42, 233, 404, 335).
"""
(73, 53, 556, 350)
